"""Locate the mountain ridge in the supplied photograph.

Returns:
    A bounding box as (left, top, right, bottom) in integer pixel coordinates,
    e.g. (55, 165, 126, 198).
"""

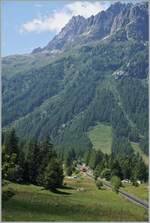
(32, 1, 148, 54)
(2, 1, 148, 156)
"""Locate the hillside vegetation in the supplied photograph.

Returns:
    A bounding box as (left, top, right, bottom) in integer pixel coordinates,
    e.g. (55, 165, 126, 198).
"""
(131, 142, 149, 166)
(2, 38, 148, 157)
(2, 2, 149, 222)
(123, 182, 148, 201)
(2, 2, 148, 158)
(2, 178, 148, 221)
(88, 123, 112, 154)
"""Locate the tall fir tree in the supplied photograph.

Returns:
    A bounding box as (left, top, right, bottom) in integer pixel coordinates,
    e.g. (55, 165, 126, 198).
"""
(4, 128, 19, 156)
(26, 139, 40, 184)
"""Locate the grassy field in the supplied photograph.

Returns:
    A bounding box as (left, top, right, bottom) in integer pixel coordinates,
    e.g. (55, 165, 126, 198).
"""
(88, 123, 112, 154)
(2, 177, 148, 221)
(123, 183, 148, 201)
(131, 142, 149, 165)
(88, 124, 148, 163)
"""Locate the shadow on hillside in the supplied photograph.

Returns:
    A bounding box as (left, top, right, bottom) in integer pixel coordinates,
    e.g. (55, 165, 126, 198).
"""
(51, 189, 71, 195)
(61, 185, 74, 190)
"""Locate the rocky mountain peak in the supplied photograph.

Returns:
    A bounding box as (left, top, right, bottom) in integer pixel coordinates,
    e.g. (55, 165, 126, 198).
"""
(69, 15, 85, 24)
(107, 1, 127, 13)
(36, 1, 148, 54)
(59, 15, 86, 36)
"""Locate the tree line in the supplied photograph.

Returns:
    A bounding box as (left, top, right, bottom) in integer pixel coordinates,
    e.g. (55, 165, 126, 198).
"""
(84, 148, 148, 184)
(2, 127, 148, 191)
(2, 128, 64, 190)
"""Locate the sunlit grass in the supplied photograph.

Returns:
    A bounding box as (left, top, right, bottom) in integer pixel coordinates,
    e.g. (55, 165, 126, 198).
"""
(2, 177, 148, 221)
(123, 183, 148, 201)
(88, 123, 112, 154)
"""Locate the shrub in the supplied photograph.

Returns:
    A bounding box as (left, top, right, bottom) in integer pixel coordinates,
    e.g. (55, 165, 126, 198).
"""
(2, 188, 15, 201)
(96, 180, 103, 189)
(7, 165, 24, 183)
(100, 168, 111, 180)
(66, 167, 73, 176)
(111, 175, 121, 193)
(132, 181, 139, 187)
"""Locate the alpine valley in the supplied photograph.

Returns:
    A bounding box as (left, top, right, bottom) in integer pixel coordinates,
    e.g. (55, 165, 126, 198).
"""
(2, 1, 149, 221)
(2, 1, 148, 157)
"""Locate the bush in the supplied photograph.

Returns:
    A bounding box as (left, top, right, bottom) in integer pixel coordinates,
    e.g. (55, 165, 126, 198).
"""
(94, 167, 100, 180)
(66, 167, 73, 176)
(96, 180, 103, 189)
(7, 165, 24, 183)
(111, 176, 121, 193)
(2, 188, 15, 201)
(132, 180, 139, 187)
(100, 168, 111, 180)
(74, 169, 80, 175)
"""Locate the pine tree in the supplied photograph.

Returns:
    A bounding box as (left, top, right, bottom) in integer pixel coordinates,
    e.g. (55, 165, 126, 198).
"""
(37, 137, 57, 185)
(110, 159, 123, 179)
(84, 149, 91, 166)
(44, 159, 64, 190)
(4, 128, 19, 156)
(88, 150, 97, 169)
(26, 139, 40, 184)
(132, 155, 148, 182)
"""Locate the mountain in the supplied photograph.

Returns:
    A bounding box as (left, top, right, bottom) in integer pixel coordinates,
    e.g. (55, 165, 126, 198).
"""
(2, 1, 148, 156)
(37, 2, 148, 53)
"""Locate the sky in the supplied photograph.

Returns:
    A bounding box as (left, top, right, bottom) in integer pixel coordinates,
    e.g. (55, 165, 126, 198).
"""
(1, 0, 145, 56)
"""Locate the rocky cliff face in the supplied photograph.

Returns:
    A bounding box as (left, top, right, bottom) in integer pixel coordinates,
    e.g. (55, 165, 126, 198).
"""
(37, 1, 148, 54)
(111, 2, 148, 41)
(44, 15, 86, 52)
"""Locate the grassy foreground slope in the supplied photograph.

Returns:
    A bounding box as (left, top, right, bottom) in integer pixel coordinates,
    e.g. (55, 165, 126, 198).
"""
(88, 123, 112, 154)
(123, 183, 148, 201)
(2, 178, 148, 221)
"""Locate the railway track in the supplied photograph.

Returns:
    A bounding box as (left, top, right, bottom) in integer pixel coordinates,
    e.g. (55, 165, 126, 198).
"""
(86, 172, 149, 209)
(103, 181, 149, 209)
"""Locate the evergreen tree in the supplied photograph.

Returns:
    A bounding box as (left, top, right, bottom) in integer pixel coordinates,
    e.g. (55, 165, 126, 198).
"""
(118, 156, 131, 179)
(111, 135, 133, 155)
(88, 150, 97, 169)
(84, 149, 91, 166)
(64, 149, 74, 176)
(110, 159, 123, 179)
(37, 137, 57, 185)
(131, 155, 148, 182)
(26, 139, 40, 184)
(4, 128, 19, 156)
(100, 168, 111, 180)
(44, 159, 64, 190)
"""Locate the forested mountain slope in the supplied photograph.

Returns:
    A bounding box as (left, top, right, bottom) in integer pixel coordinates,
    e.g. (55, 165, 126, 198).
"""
(2, 1, 148, 156)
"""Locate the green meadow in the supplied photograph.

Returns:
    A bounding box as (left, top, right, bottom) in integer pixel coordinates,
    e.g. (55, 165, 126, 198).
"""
(88, 124, 149, 166)
(2, 177, 148, 221)
(88, 123, 112, 154)
(123, 183, 148, 201)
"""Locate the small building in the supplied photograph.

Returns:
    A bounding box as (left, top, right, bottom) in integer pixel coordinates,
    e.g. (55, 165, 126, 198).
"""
(137, 180, 141, 185)
(121, 179, 130, 183)
(80, 166, 87, 172)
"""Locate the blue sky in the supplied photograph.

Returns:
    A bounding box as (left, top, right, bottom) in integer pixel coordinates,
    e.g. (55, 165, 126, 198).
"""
(2, 1, 69, 56)
(2, 0, 144, 56)
(2, 0, 111, 56)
